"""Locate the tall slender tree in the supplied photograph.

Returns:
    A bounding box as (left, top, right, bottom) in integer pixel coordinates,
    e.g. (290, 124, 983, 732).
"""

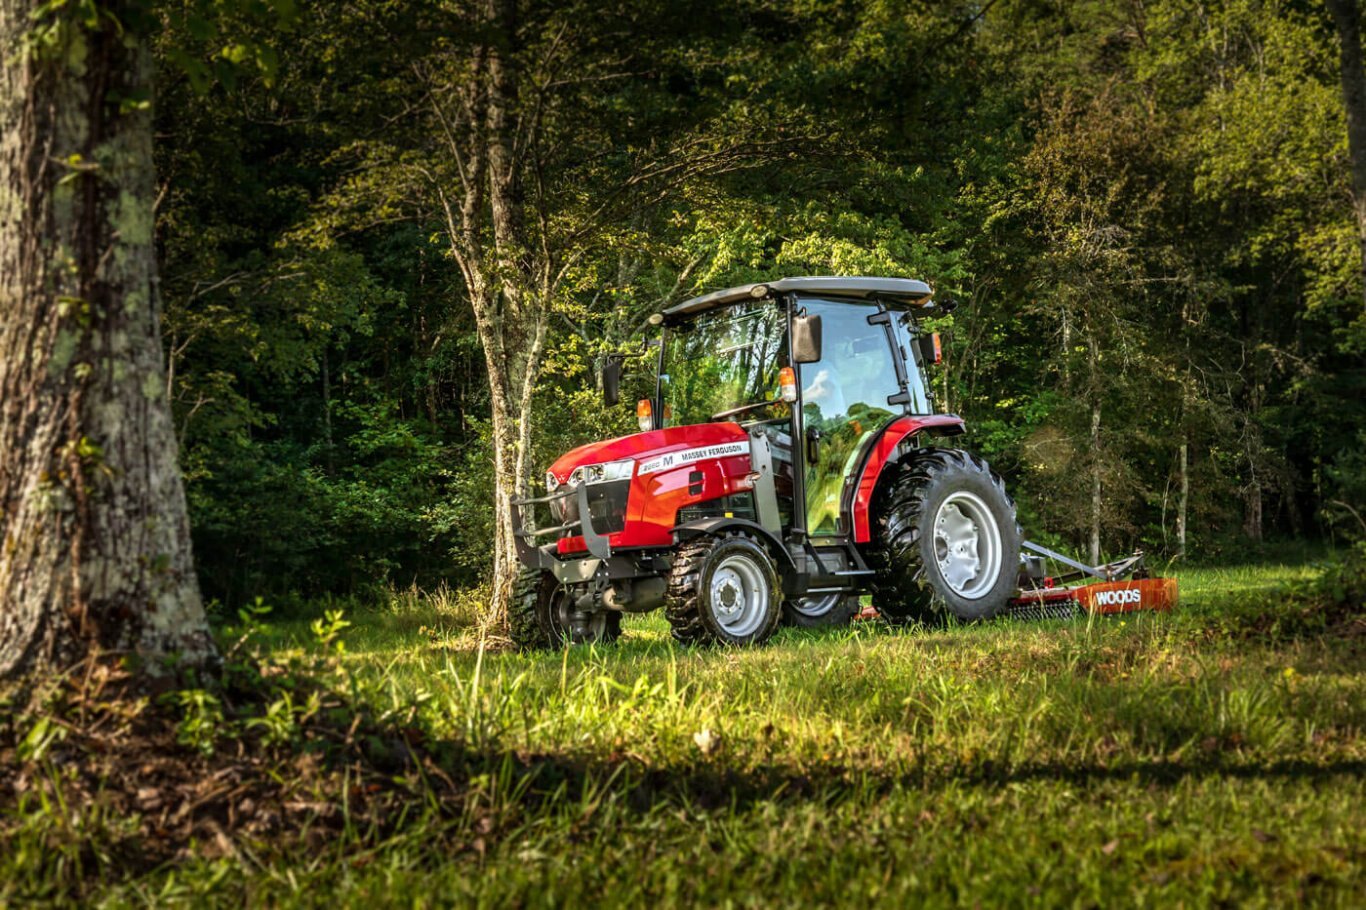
(0, 0, 211, 675)
(325, 0, 807, 620)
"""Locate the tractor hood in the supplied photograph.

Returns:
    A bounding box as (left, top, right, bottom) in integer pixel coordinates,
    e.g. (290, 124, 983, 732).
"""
(547, 422, 749, 484)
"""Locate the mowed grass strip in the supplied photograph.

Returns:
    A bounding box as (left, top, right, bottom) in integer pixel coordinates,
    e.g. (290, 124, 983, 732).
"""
(7, 560, 1363, 907)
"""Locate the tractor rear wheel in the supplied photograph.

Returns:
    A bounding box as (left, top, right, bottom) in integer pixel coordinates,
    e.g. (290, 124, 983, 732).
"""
(782, 593, 858, 628)
(510, 568, 622, 649)
(864, 448, 1020, 623)
(666, 533, 783, 646)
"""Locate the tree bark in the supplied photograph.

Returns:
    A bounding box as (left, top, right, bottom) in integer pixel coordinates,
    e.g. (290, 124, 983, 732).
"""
(432, 0, 553, 624)
(1328, 0, 1366, 310)
(1243, 481, 1263, 542)
(1176, 441, 1189, 557)
(0, 1, 213, 676)
(1089, 399, 1103, 567)
(485, 0, 531, 620)
(1087, 335, 1102, 567)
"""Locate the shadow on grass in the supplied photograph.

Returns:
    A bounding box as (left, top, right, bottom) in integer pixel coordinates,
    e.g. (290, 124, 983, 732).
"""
(4, 650, 1362, 904)
(476, 749, 1366, 817)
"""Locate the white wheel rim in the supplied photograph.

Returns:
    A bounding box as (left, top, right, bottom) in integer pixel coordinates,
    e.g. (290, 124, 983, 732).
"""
(932, 491, 1002, 599)
(791, 593, 841, 619)
(709, 554, 769, 637)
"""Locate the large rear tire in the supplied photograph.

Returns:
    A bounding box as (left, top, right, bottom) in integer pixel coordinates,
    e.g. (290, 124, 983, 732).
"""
(863, 448, 1020, 623)
(665, 533, 783, 646)
(510, 568, 622, 650)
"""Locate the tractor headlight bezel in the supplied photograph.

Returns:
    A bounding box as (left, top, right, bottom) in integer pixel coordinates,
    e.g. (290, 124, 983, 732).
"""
(567, 458, 635, 487)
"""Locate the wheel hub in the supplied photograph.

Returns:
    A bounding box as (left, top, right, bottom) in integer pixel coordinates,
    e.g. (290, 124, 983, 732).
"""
(932, 491, 1002, 600)
(709, 557, 768, 635)
(718, 579, 740, 612)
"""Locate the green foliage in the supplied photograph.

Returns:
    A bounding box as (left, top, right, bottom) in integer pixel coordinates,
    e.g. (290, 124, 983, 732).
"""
(172, 689, 226, 756)
(16, 716, 66, 764)
(309, 609, 351, 654)
(150, 0, 1366, 605)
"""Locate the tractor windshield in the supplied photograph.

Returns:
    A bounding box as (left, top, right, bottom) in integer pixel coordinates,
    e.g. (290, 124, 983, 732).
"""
(659, 302, 789, 427)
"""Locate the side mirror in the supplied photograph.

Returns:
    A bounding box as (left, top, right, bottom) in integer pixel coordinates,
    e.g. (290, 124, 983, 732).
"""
(917, 332, 942, 365)
(602, 356, 623, 407)
(792, 313, 823, 364)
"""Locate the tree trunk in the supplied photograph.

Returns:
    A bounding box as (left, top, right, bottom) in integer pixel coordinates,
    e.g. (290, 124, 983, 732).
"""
(485, 349, 519, 620)
(0, 2, 212, 676)
(487, 0, 525, 622)
(1176, 441, 1189, 557)
(1328, 0, 1366, 310)
(1086, 335, 1102, 567)
(1089, 399, 1103, 567)
(1243, 478, 1263, 542)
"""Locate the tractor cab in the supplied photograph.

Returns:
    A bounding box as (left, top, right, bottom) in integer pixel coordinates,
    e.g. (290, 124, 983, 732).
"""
(511, 276, 1000, 647)
(650, 283, 940, 542)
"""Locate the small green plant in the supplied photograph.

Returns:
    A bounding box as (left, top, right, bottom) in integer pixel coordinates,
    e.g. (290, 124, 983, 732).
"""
(245, 690, 323, 748)
(311, 608, 352, 654)
(16, 716, 66, 764)
(246, 693, 296, 746)
(173, 689, 227, 757)
(225, 597, 274, 660)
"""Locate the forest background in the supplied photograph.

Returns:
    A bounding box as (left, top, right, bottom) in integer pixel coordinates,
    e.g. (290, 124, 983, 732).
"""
(154, 0, 1366, 611)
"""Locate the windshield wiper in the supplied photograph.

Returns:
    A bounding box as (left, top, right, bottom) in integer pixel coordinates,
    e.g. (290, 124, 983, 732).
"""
(711, 398, 781, 421)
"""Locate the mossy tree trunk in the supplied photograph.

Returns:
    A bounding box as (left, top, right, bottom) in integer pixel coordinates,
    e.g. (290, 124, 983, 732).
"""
(0, 1, 213, 676)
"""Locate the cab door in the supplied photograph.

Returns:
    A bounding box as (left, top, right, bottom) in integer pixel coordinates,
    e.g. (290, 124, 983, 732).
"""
(796, 300, 904, 537)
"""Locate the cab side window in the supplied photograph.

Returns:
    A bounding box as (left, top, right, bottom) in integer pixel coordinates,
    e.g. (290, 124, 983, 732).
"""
(799, 301, 903, 536)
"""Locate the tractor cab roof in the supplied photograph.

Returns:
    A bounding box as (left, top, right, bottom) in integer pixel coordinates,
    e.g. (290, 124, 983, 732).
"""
(661, 276, 933, 324)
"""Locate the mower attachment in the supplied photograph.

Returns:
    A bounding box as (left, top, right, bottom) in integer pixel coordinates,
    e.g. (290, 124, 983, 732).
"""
(1006, 542, 1178, 621)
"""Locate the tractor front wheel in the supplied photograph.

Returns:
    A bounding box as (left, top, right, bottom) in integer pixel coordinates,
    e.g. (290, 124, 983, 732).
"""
(510, 568, 622, 649)
(864, 448, 1020, 623)
(666, 533, 783, 646)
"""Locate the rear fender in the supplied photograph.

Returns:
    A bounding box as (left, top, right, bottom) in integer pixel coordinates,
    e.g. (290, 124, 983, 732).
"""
(849, 415, 966, 543)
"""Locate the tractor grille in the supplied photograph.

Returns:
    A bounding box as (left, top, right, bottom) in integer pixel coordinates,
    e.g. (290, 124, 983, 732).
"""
(556, 480, 630, 536)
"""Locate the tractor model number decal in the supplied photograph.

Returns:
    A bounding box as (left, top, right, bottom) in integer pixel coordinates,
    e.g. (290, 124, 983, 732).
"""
(638, 442, 748, 476)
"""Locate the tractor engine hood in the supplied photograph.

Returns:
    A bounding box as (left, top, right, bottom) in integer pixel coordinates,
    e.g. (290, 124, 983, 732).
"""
(546, 423, 749, 486)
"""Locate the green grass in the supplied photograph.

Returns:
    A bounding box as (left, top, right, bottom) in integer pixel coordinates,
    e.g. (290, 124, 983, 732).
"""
(5, 558, 1364, 907)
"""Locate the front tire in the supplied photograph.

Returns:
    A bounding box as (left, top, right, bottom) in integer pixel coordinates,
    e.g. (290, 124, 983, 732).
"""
(864, 448, 1020, 623)
(666, 534, 783, 646)
(510, 568, 622, 650)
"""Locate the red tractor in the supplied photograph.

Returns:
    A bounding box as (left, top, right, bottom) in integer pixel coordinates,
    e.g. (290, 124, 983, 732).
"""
(511, 277, 1172, 648)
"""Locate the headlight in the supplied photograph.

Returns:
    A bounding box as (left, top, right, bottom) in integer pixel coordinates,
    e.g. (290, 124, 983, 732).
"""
(546, 471, 560, 493)
(567, 458, 635, 486)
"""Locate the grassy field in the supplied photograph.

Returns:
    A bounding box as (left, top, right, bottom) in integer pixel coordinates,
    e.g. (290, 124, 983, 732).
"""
(4, 557, 1364, 907)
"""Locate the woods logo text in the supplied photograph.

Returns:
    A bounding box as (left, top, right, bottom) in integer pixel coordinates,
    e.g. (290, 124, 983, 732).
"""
(1093, 588, 1142, 608)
